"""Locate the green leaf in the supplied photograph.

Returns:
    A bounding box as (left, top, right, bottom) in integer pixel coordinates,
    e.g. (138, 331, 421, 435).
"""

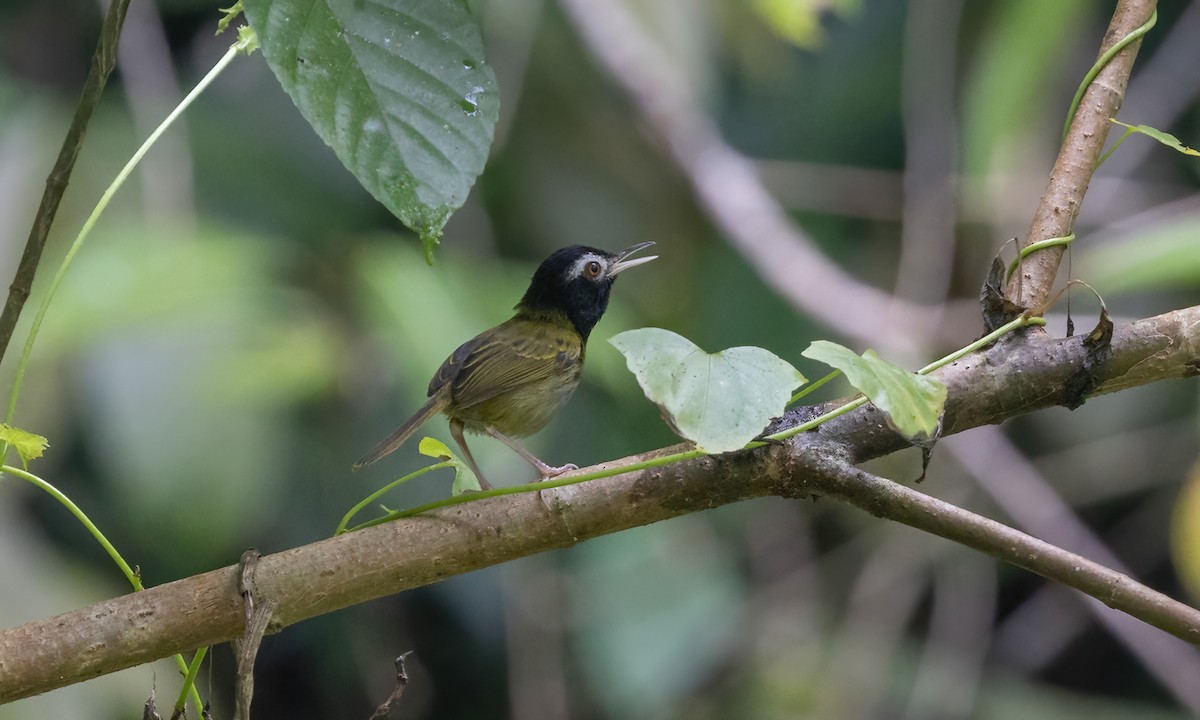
(242, 0, 499, 259)
(801, 341, 946, 442)
(419, 436, 479, 494)
(1111, 119, 1200, 157)
(609, 328, 806, 453)
(750, 0, 861, 49)
(216, 1, 244, 35)
(0, 424, 49, 467)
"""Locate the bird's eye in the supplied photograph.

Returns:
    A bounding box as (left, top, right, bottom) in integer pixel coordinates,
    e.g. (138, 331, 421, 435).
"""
(584, 260, 603, 278)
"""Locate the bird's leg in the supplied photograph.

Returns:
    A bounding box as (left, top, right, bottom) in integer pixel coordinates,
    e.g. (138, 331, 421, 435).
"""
(450, 418, 493, 490)
(485, 426, 578, 478)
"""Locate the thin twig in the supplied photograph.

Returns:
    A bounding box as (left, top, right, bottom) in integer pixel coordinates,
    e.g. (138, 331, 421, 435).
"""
(947, 428, 1200, 709)
(0, 0, 132, 366)
(814, 458, 1200, 644)
(368, 652, 414, 720)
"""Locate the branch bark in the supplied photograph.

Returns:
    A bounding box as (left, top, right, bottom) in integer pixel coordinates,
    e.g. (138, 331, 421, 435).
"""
(1009, 0, 1157, 310)
(2, 305, 1199, 703)
(0, 0, 132, 366)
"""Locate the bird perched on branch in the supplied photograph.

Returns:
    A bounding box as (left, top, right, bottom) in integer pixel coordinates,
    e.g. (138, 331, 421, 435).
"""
(354, 242, 657, 488)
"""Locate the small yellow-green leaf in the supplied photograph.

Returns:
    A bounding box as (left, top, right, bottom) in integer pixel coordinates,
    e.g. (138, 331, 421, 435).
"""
(801, 341, 946, 442)
(609, 328, 806, 453)
(418, 436, 454, 461)
(1171, 458, 1200, 602)
(750, 0, 862, 49)
(0, 423, 49, 467)
(1111, 119, 1200, 157)
(418, 436, 479, 494)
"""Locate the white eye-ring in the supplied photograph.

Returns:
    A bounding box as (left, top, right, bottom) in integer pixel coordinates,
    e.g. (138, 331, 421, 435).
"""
(570, 254, 607, 280)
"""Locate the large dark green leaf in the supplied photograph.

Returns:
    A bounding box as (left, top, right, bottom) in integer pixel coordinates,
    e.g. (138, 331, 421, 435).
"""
(242, 0, 499, 259)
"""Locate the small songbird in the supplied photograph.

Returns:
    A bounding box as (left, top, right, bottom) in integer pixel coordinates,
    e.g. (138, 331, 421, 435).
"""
(354, 242, 657, 488)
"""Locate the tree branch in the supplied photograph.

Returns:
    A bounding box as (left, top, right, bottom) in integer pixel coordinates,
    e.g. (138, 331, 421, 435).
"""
(3, 305, 1199, 703)
(0, 0, 132, 366)
(1009, 0, 1156, 310)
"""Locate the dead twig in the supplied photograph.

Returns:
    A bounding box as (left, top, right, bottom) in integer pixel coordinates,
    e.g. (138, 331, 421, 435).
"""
(368, 652, 414, 720)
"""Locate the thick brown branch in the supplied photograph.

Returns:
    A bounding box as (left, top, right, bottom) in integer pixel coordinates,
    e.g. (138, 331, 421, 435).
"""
(1009, 0, 1156, 310)
(0, 0, 132, 365)
(2, 305, 1199, 703)
(795, 305, 1200, 462)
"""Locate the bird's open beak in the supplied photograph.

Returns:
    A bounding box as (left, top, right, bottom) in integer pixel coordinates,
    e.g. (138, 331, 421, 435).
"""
(609, 241, 658, 276)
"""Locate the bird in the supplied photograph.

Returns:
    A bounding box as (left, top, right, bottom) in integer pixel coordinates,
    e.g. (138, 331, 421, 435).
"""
(354, 242, 657, 489)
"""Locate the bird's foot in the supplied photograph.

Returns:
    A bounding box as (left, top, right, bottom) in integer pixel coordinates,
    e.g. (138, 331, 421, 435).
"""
(537, 462, 578, 479)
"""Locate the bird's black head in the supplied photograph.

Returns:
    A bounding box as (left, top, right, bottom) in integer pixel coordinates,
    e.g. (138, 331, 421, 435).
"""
(517, 242, 656, 340)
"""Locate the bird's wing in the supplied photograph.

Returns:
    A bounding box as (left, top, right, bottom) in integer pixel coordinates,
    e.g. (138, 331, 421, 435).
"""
(429, 317, 582, 409)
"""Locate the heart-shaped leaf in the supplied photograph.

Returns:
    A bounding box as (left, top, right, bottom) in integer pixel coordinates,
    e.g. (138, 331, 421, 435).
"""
(418, 436, 479, 494)
(801, 340, 946, 442)
(242, 0, 499, 260)
(609, 328, 806, 453)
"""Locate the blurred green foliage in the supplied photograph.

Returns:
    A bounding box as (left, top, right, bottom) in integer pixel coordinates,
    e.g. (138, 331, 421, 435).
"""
(2, 0, 1200, 719)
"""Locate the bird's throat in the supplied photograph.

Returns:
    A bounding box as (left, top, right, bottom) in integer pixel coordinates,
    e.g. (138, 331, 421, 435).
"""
(515, 298, 606, 342)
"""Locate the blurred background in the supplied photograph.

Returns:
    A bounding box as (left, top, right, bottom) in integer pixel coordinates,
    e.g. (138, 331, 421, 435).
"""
(2, 0, 1200, 717)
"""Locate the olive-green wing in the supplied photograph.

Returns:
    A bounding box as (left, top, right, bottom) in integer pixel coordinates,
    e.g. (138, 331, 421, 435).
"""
(428, 317, 582, 409)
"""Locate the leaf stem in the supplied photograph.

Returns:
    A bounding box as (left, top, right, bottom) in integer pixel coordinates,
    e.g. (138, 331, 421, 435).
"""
(788, 368, 841, 405)
(762, 397, 868, 443)
(337, 461, 454, 533)
(4, 464, 140, 586)
(916, 313, 1047, 375)
(1096, 124, 1137, 169)
(174, 646, 208, 718)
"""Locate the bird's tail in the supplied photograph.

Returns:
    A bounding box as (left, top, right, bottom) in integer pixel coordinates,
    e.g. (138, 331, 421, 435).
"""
(353, 392, 449, 470)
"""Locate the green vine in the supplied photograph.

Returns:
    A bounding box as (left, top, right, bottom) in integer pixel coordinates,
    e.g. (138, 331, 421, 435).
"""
(3, 464, 206, 713)
(1007, 234, 1076, 281)
(1061, 9, 1156, 142)
(4, 34, 255, 427)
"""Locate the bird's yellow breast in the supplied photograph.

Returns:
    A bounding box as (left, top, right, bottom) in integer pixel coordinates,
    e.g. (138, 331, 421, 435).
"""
(440, 313, 585, 437)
